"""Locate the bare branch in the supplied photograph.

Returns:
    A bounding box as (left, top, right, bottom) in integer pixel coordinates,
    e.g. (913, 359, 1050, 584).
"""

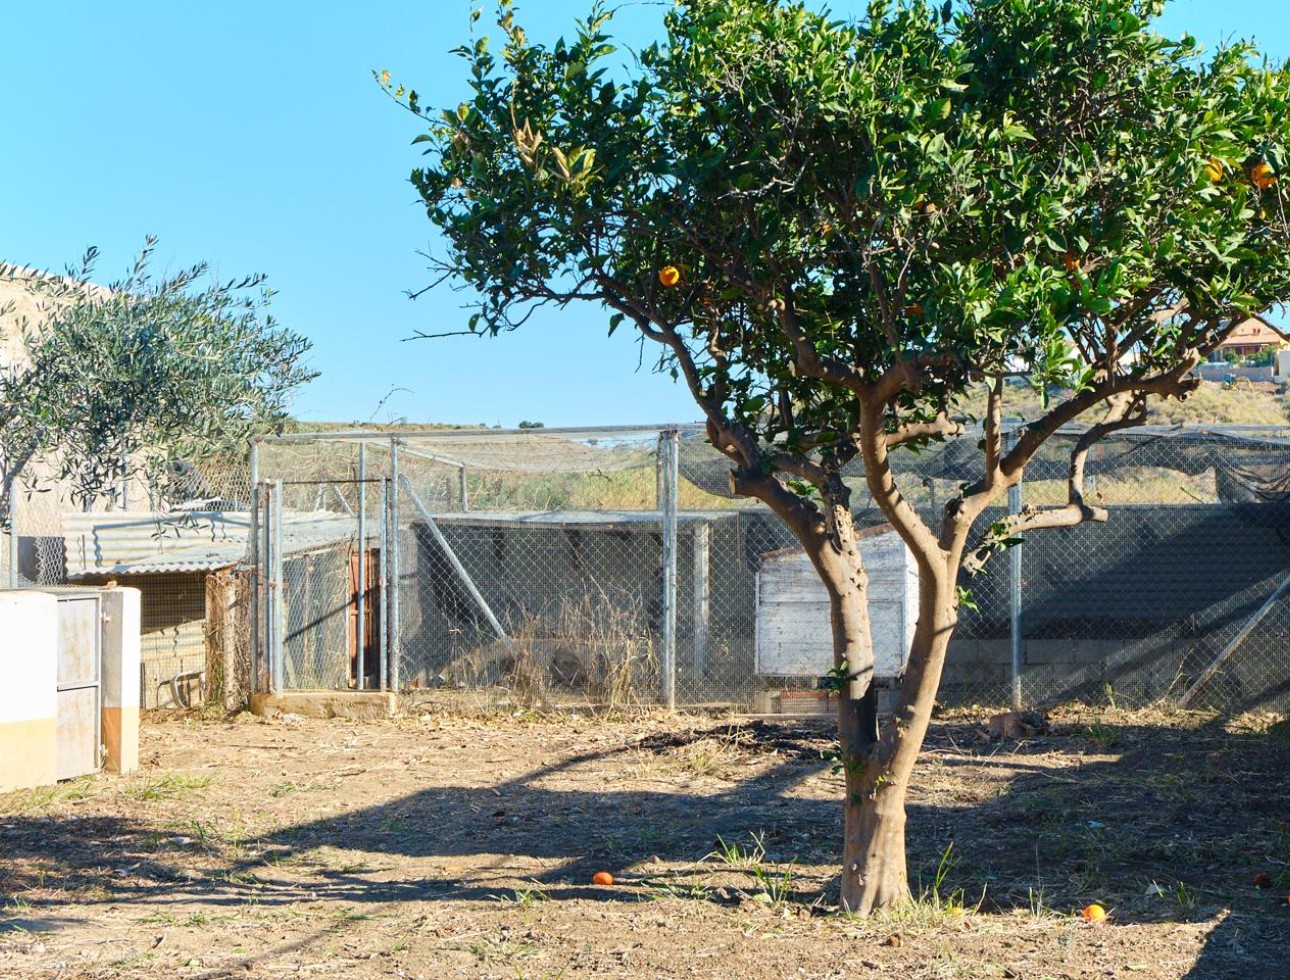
(766, 450, 830, 487)
(403, 329, 486, 341)
(1000, 350, 1202, 480)
(885, 414, 964, 449)
(982, 376, 1004, 477)
(870, 351, 958, 404)
(962, 392, 1149, 575)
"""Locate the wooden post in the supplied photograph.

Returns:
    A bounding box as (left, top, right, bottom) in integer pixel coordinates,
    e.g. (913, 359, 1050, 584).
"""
(206, 569, 240, 709)
(100, 588, 141, 775)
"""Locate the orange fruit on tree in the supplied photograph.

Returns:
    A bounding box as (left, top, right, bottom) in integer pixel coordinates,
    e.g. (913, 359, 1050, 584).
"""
(592, 871, 615, 886)
(1251, 160, 1277, 190)
(1082, 903, 1108, 922)
(903, 303, 925, 316)
(1063, 252, 1081, 274)
(659, 265, 681, 287)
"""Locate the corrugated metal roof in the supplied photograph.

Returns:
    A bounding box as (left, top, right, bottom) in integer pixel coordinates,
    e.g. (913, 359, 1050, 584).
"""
(63, 511, 360, 578)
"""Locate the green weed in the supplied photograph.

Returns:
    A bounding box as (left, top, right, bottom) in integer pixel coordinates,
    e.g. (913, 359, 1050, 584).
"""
(491, 885, 547, 910)
(124, 773, 213, 801)
(707, 833, 767, 869)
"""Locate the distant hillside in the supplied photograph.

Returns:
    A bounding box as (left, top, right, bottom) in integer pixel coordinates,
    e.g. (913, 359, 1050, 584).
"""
(957, 379, 1290, 428)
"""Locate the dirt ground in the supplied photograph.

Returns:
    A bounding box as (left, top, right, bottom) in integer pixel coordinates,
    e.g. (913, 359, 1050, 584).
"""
(2, 703, 1289, 979)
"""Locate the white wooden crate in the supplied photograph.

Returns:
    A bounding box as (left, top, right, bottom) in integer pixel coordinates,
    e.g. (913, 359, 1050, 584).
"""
(754, 527, 917, 679)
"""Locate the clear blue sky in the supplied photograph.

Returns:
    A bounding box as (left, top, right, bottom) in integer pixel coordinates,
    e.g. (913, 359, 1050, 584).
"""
(1, 1, 1285, 429)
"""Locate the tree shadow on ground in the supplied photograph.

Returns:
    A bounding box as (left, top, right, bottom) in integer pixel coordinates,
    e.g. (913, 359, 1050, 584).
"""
(2, 716, 1288, 970)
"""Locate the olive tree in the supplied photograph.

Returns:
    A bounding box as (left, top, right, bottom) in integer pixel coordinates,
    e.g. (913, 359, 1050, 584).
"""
(392, 0, 1290, 912)
(0, 239, 315, 517)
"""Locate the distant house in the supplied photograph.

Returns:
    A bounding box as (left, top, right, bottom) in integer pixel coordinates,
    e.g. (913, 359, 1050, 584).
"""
(1208, 314, 1290, 362)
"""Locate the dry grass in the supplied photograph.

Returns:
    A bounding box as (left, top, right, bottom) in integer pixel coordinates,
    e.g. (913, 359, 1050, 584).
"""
(955, 379, 1290, 426)
(436, 590, 661, 710)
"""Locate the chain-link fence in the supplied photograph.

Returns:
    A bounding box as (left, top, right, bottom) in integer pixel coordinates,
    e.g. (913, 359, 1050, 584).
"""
(248, 423, 1290, 716)
(9, 423, 1290, 716)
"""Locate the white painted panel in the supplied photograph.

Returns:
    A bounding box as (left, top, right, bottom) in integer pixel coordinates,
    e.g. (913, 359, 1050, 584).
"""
(0, 591, 58, 724)
(754, 530, 917, 678)
(56, 687, 98, 781)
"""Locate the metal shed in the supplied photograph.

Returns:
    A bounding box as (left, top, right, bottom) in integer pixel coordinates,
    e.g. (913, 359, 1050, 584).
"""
(62, 510, 357, 707)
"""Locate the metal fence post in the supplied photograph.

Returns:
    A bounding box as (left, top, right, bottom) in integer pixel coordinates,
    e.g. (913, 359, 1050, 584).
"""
(249, 479, 261, 691)
(1006, 428, 1024, 709)
(357, 443, 367, 690)
(693, 522, 710, 679)
(459, 464, 469, 512)
(248, 442, 260, 691)
(261, 482, 272, 693)
(660, 428, 679, 710)
(7, 476, 18, 589)
(249, 439, 260, 498)
(378, 477, 389, 692)
(271, 480, 285, 694)
(389, 440, 401, 692)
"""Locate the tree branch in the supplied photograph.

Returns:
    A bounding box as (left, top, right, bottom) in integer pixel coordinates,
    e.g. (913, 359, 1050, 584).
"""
(770, 288, 865, 391)
(885, 413, 964, 449)
(962, 392, 1149, 575)
(857, 394, 944, 570)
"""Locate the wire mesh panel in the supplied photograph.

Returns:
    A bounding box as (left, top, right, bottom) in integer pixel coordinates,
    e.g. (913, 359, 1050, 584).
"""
(391, 428, 670, 710)
(1012, 430, 1290, 713)
(242, 423, 1290, 716)
(281, 542, 355, 690)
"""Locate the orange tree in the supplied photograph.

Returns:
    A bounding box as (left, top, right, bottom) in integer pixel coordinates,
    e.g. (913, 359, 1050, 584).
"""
(393, 0, 1290, 913)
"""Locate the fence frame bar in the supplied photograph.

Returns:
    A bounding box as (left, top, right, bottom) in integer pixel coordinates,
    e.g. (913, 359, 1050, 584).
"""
(389, 440, 402, 691)
(660, 428, 679, 710)
(378, 478, 389, 692)
(1006, 428, 1024, 710)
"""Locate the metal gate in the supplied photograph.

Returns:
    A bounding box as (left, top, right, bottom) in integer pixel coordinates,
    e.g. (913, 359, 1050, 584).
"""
(55, 590, 102, 780)
(252, 478, 390, 694)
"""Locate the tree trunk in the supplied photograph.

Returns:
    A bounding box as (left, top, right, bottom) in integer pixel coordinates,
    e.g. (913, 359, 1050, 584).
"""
(803, 507, 902, 914)
(841, 777, 909, 915)
(832, 551, 960, 915)
(778, 476, 963, 915)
